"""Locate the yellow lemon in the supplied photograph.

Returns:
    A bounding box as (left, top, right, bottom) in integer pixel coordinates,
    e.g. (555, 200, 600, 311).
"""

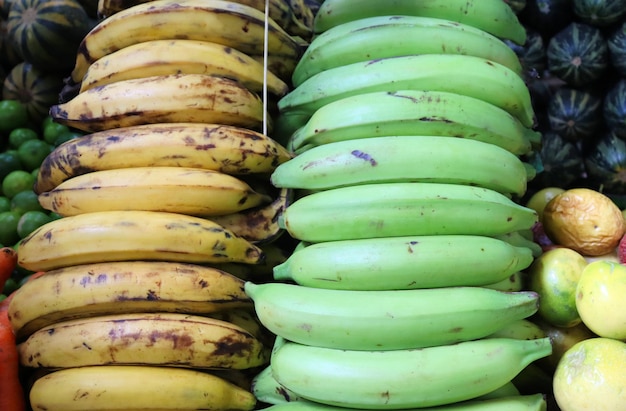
(576, 260, 626, 340)
(554, 337, 626, 411)
(543, 188, 625, 256)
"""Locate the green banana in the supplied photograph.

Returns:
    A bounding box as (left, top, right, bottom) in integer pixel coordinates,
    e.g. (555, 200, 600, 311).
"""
(257, 394, 548, 411)
(254, 364, 521, 407)
(313, 0, 527, 45)
(494, 231, 543, 258)
(277, 54, 536, 131)
(293, 14, 524, 86)
(252, 365, 303, 405)
(271, 136, 529, 196)
(245, 282, 539, 350)
(487, 319, 547, 340)
(283, 89, 539, 156)
(270, 337, 552, 409)
(476, 382, 521, 401)
(252, 365, 523, 406)
(484, 271, 525, 292)
(278, 182, 539, 242)
(273, 235, 533, 290)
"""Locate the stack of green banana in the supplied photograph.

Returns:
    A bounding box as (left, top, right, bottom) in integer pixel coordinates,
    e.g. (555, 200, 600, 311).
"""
(5, 1, 314, 410)
(245, 1, 553, 410)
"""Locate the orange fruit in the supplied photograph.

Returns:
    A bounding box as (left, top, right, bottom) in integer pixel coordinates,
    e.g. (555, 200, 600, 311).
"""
(543, 188, 625, 256)
(526, 187, 565, 223)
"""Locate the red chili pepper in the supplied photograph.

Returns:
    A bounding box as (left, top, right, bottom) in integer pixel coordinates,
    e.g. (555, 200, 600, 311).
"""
(0, 247, 18, 292)
(0, 292, 27, 411)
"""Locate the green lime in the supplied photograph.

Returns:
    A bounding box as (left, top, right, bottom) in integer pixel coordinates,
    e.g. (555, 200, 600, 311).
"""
(10, 241, 33, 278)
(0, 210, 21, 245)
(43, 121, 70, 145)
(0, 100, 28, 133)
(54, 130, 83, 147)
(2, 170, 35, 199)
(0, 151, 22, 182)
(17, 210, 52, 239)
(31, 167, 39, 180)
(2, 277, 18, 295)
(48, 211, 63, 220)
(11, 190, 44, 215)
(17, 138, 51, 172)
(41, 115, 55, 130)
(0, 196, 10, 212)
(8, 127, 39, 149)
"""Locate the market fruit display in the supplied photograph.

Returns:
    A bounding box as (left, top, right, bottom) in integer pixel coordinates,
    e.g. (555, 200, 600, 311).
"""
(0, 0, 625, 410)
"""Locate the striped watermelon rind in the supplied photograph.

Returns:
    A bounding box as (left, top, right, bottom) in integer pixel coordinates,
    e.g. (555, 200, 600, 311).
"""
(7, 0, 95, 72)
(604, 78, 626, 139)
(546, 22, 609, 87)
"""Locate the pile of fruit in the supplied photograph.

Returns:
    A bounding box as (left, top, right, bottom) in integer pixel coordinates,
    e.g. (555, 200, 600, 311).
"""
(0, 0, 624, 411)
(523, 186, 626, 410)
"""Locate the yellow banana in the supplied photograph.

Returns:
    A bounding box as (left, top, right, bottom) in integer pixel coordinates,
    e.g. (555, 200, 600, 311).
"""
(6, 261, 252, 340)
(78, 39, 289, 97)
(38, 166, 272, 217)
(34, 123, 291, 194)
(210, 187, 292, 243)
(70, 0, 303, 85)
(96, 0, 314, 40)
(209, 307, 274, 348)
(211, 241, 292, 280)
(97, 0, 289, 26)
(29, 365, 257, 411)
(51, 74, 266, 133)
(17, 210, 265, 271)
(18, 312, 270, 369)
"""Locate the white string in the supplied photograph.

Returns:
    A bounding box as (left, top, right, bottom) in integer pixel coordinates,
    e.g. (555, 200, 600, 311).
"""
(263, 0, 270, 136)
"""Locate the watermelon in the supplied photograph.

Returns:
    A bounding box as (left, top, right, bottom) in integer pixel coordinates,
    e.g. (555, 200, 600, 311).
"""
(547, 87, 603, 143)
(585, 130, 626, 194)
(573, 0, 626, 27)
(547, 22, 609, 87)
(604, 78, 626, 139)
(7, 0, 95, 72)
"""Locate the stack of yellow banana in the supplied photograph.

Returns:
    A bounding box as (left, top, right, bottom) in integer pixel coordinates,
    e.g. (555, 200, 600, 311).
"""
(245, 1, 555, 411)
(6, 1, 310, 410)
